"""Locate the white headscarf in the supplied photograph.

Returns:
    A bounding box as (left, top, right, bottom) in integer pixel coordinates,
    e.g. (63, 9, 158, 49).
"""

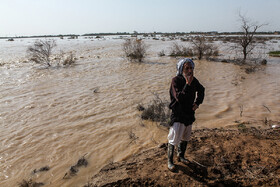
(176, 58, 195, 76)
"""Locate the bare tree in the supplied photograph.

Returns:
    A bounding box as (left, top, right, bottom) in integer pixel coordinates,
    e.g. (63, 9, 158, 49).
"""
(238, 14, 266, 61)
(27, 40, 56, 66)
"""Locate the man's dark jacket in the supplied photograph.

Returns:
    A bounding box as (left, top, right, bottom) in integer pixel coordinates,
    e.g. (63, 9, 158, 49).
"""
(169, 75, 205, 126)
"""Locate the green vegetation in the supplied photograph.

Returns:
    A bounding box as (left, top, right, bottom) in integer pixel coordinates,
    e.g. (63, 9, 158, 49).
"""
(268, 51, 280, 57)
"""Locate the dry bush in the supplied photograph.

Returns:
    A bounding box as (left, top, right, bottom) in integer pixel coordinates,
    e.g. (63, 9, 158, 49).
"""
(63, 52, 76, 66)
(18, 179, 44, 187)
(244, 66, 258, 74)
(27, 40, 76, 67)
(27, 40, 56, 67)
(190, 36, 218, 60)
(169, 42, 193, 57)
(123, 38, 146, 62)
(139, 94, 170, 126)
(56, 51, 77, 66)
(158, 50, 165, 57)
(180, 37, 189, 41)
(33, 166, 50, 174)
(204, 47, 219, 60)
(63, 155, 88, 179)
(127, 130, 139, 145)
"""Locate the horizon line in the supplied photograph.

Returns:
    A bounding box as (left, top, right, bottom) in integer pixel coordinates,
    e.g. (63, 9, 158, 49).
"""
(1, 30, 280, 39)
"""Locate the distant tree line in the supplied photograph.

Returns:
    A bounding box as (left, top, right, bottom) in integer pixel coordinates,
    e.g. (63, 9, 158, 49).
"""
(1, 31, 279, 40)
(0, 34, 79, 40)
(82, 32, 130, 36)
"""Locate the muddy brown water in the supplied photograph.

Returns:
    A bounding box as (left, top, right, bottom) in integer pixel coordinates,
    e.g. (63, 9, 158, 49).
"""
(0, 37, 280, 186)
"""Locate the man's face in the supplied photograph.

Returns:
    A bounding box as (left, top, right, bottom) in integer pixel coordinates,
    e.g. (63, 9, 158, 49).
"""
(183, 62, 193, 77)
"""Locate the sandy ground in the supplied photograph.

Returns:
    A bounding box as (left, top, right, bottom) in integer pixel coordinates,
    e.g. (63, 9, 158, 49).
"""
(85, 126, 280, 187)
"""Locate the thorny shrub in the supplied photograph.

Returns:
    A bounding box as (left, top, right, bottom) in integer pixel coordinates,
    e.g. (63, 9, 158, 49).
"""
(27, 39, 76, 67)
(55, 51, 77, 66)
(27, 39, 56, 67)
(191, 36, 219, 60)
(169, 42, 193, 57)
(138, 94, 170, 126)
(123, 38, 147, 62)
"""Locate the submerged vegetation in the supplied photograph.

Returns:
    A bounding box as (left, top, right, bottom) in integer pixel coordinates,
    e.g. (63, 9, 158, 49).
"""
(169, 36, 219, 60)
(190, 35, 219, 60)
(18, 166, 50, 187)
(169, 42, 193, 57)
(27, 39, 76, 67)
(18, 155, 89, 186)
(18, 179, 44, 187)
(138, 94, 170, 127)
(27, 40, 56, 67)
(63, 154, 88, 179)
(123, 38, 147, 62)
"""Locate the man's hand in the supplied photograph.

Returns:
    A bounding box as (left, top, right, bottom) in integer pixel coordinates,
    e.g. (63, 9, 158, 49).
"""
(192, 103, 199, 111)
(183, 74, 193, 85)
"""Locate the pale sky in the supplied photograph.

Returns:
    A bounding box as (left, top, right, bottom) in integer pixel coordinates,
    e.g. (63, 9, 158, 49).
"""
(0, 0, 279, 37)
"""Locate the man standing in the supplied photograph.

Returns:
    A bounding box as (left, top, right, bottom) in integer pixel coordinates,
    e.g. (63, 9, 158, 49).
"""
(167, 58, 205, 171)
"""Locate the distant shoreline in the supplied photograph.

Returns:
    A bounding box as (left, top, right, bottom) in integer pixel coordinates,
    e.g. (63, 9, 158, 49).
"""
(1, 31, 280, 40)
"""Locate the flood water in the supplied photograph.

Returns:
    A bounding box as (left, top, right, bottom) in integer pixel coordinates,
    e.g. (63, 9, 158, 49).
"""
(0, 36, 280, 186)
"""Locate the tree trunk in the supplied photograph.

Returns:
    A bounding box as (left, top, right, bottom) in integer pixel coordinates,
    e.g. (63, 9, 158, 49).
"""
(243, 46, 247, 61)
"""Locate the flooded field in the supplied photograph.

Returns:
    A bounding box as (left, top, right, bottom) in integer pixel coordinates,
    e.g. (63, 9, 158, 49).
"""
(0, 35, 280, 186)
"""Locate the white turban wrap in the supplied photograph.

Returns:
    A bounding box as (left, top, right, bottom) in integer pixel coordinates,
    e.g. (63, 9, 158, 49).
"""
(176, 58, 195, 76)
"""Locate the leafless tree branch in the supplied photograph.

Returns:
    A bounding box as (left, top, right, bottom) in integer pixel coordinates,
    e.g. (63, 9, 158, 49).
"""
(27, 40, 56, 66)
(238, 13, 267, 61)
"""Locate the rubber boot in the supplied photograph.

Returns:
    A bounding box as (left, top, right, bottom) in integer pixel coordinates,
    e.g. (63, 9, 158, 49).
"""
(177, 141, 189, 164)
(167, 143, 175, 171)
